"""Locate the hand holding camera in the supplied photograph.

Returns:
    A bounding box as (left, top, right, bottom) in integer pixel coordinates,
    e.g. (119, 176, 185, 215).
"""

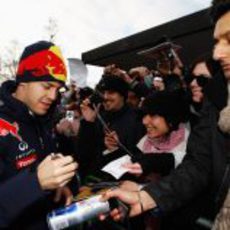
(56, 111, 80, 137)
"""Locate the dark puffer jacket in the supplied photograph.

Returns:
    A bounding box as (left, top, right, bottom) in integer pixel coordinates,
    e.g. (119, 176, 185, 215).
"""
(0, 81, 57, 229)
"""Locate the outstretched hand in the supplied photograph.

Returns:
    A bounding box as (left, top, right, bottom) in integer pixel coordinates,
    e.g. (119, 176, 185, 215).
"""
(99, 187, 157, 221)
(100, 188, 142, 220)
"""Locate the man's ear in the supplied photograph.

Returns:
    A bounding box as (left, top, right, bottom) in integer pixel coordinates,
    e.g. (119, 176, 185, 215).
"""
(14, 82, 28, 101)
(15, 82, 28, 95)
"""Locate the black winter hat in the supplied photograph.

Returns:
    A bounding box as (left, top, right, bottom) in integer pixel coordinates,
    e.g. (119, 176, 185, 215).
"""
(141, 90, 190, 130)
(97, 75, 129, 99)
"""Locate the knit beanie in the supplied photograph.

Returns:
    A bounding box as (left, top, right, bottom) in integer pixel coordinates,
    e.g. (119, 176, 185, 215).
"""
(16, 41, 67, 84)
(97, 75, 129, 99)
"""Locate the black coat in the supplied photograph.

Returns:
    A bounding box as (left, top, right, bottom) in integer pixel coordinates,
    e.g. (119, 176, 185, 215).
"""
(76, 104, 144, 180)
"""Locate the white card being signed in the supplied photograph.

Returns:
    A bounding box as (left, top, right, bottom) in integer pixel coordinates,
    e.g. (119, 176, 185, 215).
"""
(101, 155, 132, 179)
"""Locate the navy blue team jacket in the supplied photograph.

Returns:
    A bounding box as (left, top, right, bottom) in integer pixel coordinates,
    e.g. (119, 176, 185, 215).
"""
(0, 80, 58, 229)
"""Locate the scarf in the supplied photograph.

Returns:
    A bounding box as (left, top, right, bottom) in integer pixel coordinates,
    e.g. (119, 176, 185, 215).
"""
(142, 123, 185, 153)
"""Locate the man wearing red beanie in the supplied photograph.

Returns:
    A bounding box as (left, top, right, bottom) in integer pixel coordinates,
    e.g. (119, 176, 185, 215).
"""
(0, 41, 78, 229)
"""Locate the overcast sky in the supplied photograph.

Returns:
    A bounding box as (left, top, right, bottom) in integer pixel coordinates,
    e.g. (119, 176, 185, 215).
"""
(0, 0, 211, 87)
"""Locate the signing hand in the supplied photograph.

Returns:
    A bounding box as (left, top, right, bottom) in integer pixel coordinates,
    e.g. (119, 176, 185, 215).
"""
(37, 154, 78, 190)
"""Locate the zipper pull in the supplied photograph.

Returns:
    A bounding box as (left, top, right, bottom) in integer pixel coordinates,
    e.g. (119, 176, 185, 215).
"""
(39, 137, 45, 149)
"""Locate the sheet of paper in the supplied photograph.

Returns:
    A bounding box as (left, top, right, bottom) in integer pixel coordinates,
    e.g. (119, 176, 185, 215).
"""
(101, 155, 132, 179)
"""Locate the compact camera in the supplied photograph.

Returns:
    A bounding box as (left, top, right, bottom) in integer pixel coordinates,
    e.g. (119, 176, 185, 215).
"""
(65, 110, 75, 121)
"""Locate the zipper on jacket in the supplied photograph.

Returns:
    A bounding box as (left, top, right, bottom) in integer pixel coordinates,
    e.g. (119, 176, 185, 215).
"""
(39, 136, 45, 150)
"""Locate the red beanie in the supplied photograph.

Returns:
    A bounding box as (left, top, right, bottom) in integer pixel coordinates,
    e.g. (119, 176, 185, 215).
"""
(16, 41, 67, 84)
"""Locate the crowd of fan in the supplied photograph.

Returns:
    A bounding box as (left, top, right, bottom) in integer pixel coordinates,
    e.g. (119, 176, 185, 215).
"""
(54, 50, 219, 230)
(1, 1, 228, 229)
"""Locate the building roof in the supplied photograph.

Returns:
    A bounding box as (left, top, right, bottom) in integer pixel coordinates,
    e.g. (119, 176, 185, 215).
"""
(82, 8, 214, 71)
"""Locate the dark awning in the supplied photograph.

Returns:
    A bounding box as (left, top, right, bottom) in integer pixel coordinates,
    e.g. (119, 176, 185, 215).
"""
(82, 8, 214, 71)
